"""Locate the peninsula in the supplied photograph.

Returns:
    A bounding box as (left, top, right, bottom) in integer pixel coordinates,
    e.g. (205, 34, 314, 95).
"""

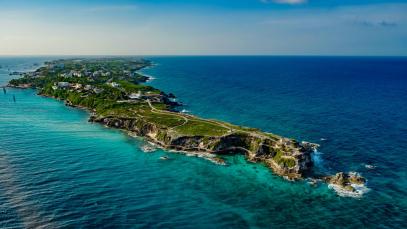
(8, 58, 365, 194)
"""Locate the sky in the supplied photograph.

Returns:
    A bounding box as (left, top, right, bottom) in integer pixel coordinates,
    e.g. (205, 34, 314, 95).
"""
(0, 0, 406, 56)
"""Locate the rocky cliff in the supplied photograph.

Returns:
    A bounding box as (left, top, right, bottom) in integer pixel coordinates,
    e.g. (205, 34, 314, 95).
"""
(89, 114, 319, 179)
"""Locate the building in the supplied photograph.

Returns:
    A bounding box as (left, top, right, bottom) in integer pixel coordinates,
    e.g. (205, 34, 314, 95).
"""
(72, 71, 82, 77)
(128, 91, 142, 100)
(123, 70, 131, 76)
(92, 71, 101, 78)
(84, 85, 93, 91)
(72, 83, 82, 90)
(57, 82, 71, 88)
(102, 72, 111, 77)
(109, 82, 120, 88)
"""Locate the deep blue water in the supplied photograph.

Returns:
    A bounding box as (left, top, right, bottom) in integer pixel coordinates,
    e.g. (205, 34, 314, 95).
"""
(1, 56, 406, 228)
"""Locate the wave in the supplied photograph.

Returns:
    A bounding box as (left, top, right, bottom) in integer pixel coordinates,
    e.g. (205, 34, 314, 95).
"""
(145, 76, 156, 82)
(328, 183, 370, 198)
(141, 144, 157, 153)
(138, 70, 157, 82)
(311, 149, 324, 171)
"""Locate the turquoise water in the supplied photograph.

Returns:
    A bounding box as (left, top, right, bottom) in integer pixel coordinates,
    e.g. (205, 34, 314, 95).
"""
(1, 57, 406, 228)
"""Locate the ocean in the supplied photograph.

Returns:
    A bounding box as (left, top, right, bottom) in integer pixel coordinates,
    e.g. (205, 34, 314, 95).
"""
(0, 56, 406, 228)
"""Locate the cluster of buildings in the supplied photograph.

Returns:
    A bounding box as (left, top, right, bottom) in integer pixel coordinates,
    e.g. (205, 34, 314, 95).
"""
(52, 80, 167, 103)
(59, 70, 82, 78)
(56, 67, 136, 80)
(22, 71, 42, 78)
(52, 82, 104, 94)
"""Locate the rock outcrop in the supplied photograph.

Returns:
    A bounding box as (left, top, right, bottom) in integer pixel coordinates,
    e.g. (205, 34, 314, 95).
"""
(324, 172, 366, 192)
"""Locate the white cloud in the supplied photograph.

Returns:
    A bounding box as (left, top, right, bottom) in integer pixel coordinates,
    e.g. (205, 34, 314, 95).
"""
(261, 0, 307, 5)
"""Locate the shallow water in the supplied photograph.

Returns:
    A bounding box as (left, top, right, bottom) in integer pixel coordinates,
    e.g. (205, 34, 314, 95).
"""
(1, 56, 406, 228)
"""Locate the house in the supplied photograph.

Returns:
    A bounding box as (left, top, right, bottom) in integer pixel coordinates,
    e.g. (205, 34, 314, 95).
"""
(128, 91, 142, 100)
(72, 71, 82, 77)
(84, 71, 92, 77)
(109, 82, 120, 88)
(123, 70, 131, 76)
(57, 82, 71, 88)
(84, 85, 93, 91)
(72, 83, 82, 90)
(144, 94, 163, 103)
(92, 71, 101, 77)
(102, 72, 111, 77)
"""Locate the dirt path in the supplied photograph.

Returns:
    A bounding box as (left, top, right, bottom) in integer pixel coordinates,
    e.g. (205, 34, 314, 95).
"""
(146, 99, 272, 139)
(146, 99, 233, 131)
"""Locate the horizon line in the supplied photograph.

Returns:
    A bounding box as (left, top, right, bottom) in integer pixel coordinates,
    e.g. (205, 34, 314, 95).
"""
(1, 54, 406, 58)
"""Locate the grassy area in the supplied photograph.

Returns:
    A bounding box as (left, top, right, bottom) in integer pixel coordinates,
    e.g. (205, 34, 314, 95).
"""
(174, 120, 229, 136)
(143, 111, 185, 128)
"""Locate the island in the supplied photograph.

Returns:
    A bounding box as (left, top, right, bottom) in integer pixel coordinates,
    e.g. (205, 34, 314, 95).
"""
(7, 58, 366, 195)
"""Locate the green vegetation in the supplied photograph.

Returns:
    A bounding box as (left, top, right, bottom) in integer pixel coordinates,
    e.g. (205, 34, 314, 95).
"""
(143, 112, 185, 128)
(273, 149, 296, 168)
(174, 120, 229, 136)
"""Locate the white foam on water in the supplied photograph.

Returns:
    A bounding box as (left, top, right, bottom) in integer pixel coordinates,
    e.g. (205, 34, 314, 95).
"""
(141, 144, 156, 153)
(329, 183, 370, 198)
(364, 164, 376, 169)
(312, 150, 324, 169)
(145, 76, 156, 82)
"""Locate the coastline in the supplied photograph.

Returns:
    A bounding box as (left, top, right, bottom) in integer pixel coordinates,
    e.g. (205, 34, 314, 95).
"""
(7, 58, 368, 197)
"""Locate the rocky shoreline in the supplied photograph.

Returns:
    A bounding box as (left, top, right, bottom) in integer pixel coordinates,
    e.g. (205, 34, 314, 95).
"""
(88, 114, 316, 178)
(87, 111, 367, 195)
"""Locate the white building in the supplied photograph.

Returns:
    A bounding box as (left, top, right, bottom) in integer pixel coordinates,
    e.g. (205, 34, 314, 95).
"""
(102, 72, 111, 77)
(84, 85, 93, 91)
(109, 82, 120, 88)
(128, 91, 142, 99)
(72, 83, 82, 90)
(72, 71, 82, 77)
(57, 82, 71, 88)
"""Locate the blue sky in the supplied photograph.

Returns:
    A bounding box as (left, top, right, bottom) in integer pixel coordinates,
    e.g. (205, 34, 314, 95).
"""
(0, 0, 406, 55)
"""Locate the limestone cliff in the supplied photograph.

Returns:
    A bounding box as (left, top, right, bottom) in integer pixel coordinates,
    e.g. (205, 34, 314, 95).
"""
(89, 115, 318, 179)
